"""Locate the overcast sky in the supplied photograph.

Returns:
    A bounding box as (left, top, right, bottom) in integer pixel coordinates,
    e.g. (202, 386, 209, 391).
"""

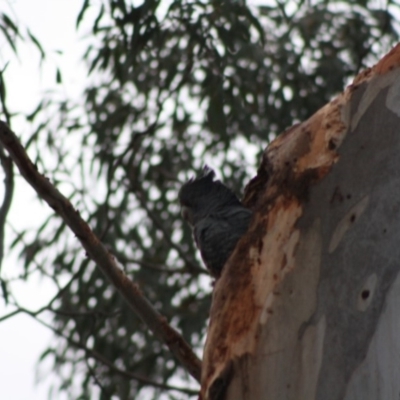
(1, 1, 87, 398)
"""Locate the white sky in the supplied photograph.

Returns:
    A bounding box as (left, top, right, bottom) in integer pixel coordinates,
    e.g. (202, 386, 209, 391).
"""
(0, 1, 88, 399)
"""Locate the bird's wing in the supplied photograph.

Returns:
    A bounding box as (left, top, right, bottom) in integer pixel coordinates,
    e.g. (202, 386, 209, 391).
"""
(194, 207, 252, 277)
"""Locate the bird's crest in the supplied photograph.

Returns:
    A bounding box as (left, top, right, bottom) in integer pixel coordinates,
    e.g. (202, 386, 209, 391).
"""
(179, 166, 217, 203)
(189, 165, 215, 183)
(179, 165, 240, 208)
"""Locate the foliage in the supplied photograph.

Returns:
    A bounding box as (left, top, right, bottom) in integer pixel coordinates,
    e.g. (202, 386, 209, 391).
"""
(1, 0, 399, 399)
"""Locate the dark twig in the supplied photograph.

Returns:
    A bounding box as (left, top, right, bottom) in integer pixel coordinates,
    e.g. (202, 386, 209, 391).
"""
(46, 260, 87, 309)
(0, 121, 202, 382)
(0, 307, 21, 322)
(0, 70, 14, 274)
(0, 147, 14, 275)
(0, 64, 12, 125)
(85, 358, 114, 398)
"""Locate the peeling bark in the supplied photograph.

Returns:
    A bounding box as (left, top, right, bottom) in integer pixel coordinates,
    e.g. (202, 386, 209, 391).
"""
(201, 43, 400, 400)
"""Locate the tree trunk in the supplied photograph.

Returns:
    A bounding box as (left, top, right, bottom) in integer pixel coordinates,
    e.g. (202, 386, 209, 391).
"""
(200, 43, 400, 400)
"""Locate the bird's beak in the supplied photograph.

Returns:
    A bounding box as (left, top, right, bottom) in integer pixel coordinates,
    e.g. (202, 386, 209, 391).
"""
(181, 205, 192, 225)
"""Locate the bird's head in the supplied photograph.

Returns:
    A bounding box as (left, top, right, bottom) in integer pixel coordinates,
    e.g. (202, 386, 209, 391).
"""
(178, 166, 240, 225)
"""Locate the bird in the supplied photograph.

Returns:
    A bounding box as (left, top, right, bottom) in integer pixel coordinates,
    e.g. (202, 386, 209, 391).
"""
(178, 166, 252, 278)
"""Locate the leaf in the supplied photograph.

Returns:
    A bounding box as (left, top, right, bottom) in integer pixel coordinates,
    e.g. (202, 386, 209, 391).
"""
(26, 100, 44, 122)
(0, 24, 17, 55)
(93, 4, 105, 34)
(27, 29, 45, 60)
(0, 70, 6, 105)
(76, 0, 90, 28)
(9, 230, 26, 249)
(56, 67, 62, 83)
(0, 279, 8, 304)
(1, 13, 19, 35)
(39, 348, 55, 361)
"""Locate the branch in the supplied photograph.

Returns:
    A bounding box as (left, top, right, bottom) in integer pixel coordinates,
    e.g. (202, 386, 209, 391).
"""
(0, 121, 202, 382)
(0, 308, 21, 322)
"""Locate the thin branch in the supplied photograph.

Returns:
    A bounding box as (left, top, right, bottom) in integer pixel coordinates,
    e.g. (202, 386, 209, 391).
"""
(0, 121, 202, 382)
(0, 307, 21, 322)
(275, 0, 290, 24)
(4, 264, 40, 282)
(85, 358, 114, 398)
(0, 70, 14, 274)
(1, 263, 114, 321)
(46, 260, 87, 310)
(0, 65, 12, 125)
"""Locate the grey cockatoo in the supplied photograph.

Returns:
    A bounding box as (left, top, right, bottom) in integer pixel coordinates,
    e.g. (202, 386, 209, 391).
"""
(178, 166, 252, 278)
